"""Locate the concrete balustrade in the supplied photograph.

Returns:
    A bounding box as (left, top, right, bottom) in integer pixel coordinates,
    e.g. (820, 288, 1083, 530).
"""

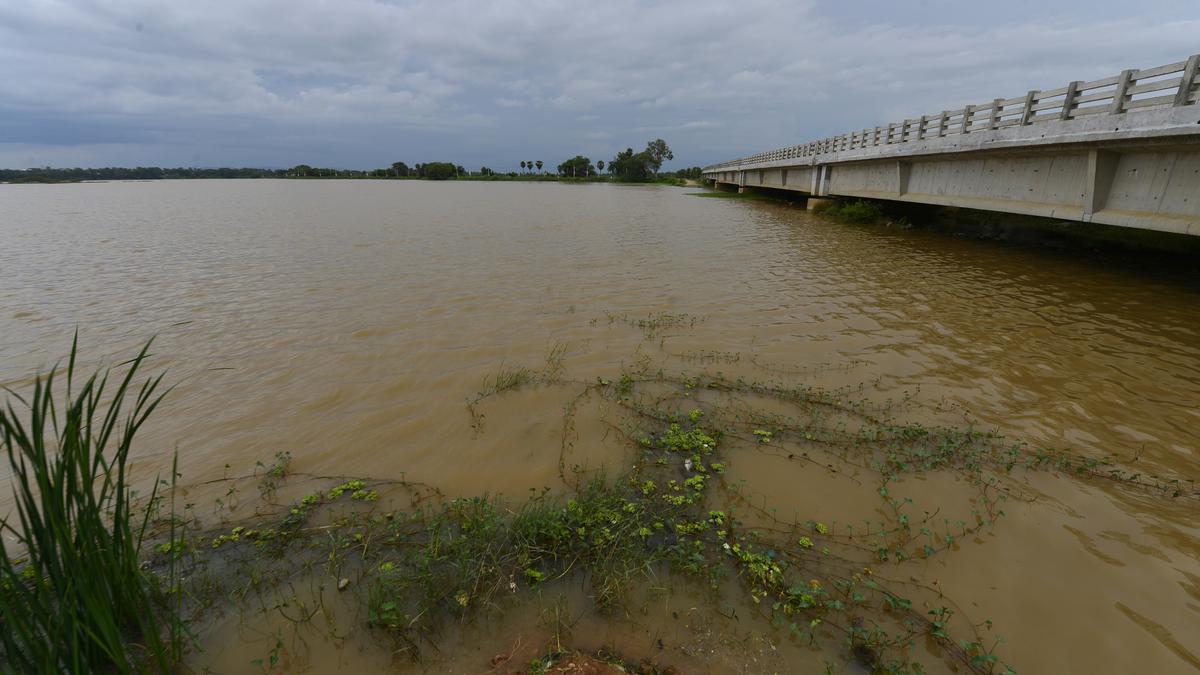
(703, 55, 1200, 236)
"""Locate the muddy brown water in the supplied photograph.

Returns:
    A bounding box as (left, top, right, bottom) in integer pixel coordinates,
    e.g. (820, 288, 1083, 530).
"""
(1, 180, 1198, 673)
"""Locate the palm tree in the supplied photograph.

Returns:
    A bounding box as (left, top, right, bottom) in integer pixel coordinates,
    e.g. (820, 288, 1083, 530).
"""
(536, 160, 543, 174)
(597, 160, 605, 174)
(520, 161, 527, 173)
(526, 161, 533, 176)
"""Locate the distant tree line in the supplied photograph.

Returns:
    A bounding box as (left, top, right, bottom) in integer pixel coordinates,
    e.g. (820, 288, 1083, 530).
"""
(0, 166, 285, 182)
(2, 141, 703, 184)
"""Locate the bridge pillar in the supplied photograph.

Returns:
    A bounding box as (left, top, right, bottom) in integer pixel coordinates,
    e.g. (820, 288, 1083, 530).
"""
(811, 165, 832, 196)
(896, 161, 912, 197)
(712, 181, 737, 192)
(1083, 150, 1119, 221)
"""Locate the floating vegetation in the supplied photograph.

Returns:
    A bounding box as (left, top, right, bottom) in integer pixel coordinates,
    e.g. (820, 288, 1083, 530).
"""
(669, 348, 742, 365)
(590, 311, 707, 338)
(5, 338, 1195, 674)
(163, 373, 1194, 671)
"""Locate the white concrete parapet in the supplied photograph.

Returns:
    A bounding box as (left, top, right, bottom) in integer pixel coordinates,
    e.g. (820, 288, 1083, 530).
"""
(702, 55, 1200, 235)
(704, 55, 1200, 173)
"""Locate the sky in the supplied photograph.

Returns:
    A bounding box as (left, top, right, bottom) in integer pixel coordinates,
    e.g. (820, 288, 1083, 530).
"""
(1, 0, 1197, 172)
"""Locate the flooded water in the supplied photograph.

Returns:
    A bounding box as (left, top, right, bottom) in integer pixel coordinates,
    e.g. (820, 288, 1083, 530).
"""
(2, 179, 1199, 673)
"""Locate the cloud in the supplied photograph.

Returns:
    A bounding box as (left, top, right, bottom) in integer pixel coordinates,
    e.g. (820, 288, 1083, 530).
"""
(0, 0, 1196, 170)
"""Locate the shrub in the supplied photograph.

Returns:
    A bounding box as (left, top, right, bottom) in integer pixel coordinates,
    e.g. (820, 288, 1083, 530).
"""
(813, 199, 885, 223)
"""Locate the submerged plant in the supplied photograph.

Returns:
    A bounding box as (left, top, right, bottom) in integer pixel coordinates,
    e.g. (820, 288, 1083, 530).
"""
(25, 323, 1184, 674)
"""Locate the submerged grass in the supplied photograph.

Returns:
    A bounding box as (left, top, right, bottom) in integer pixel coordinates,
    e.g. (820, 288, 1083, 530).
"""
(6, 336, 1195, 673)
(213, 362, 1192, 671)
(366, 475, 685, 647)
(0, 337, 182, 673)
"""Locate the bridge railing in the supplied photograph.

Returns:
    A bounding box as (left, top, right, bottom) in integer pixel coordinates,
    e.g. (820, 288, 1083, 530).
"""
(704, 54, 1200, 172)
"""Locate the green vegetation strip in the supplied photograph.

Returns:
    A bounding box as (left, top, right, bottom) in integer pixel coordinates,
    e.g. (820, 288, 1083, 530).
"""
(809, 199, 886, 223)
(687, 189, 778, 201)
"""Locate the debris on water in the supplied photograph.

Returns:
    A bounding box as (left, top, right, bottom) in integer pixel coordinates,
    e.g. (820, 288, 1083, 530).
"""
(337, 577, 350, 591)
(684, 458, 694, 472)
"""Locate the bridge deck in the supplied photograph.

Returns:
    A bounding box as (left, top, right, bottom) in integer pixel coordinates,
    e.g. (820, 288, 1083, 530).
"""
(703, 56, 1200, 236)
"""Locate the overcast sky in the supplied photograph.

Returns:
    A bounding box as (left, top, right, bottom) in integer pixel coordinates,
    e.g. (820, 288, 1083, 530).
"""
(1, 0, 1197, 171)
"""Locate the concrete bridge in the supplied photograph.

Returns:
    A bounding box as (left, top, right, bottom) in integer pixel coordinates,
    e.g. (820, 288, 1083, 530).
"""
(703, 55, 1200, 236)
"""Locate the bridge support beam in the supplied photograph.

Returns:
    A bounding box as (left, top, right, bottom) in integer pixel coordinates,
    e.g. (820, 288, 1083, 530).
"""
(810, 165, 833, 196)
(1083, 150, 1120, 221)
(896, 161, 912, 197)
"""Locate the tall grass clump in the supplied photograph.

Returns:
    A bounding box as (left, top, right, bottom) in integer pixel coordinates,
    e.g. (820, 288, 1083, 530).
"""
(0, 337, 180, 673)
